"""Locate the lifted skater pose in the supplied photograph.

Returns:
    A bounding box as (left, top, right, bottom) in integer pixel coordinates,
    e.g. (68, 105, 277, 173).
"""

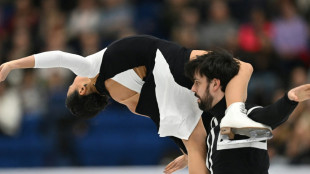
(0, 35, 268, 173)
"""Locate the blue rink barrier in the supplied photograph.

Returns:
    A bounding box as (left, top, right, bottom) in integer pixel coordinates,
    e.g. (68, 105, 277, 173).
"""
(0, 102, 180, 167)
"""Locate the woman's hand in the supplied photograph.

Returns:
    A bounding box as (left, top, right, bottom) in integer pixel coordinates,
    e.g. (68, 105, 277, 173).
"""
(0, 62, 13, 82)
(288, 84, 310, 102)
(164, 155, 188, 174)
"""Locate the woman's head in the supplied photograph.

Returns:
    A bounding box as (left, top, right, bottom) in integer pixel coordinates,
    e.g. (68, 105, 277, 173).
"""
(66, 90, 109, 119)
(66, 76, 109, 119)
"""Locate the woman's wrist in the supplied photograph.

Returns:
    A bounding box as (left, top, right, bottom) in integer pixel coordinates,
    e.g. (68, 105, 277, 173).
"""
(11, 55, 35, 69)
(7, 60, 17, 70)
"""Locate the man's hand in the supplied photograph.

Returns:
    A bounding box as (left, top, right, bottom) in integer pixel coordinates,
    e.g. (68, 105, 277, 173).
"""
(164, 155, 188, 174)
(0, 63, 12, 82)
(288, 84, 310, 102)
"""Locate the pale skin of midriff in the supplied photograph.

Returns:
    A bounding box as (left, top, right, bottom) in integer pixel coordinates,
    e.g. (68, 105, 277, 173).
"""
(0, 49, 253, 174)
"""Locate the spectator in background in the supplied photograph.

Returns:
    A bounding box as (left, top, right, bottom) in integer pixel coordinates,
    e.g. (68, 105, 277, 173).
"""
(268, 65, 309, 162)
(225, 0, 271, 22)
(171, 7, 200, 49)
(160, 0, 193, 39)
(45, 28, 70, 51)
(1, 0, 38, 63)
(171, 26, 198, 50)
(0, 1, 14, 61)
(78, 31, 101, 56)
(67, 0, 101, 39)
(6, 28, 33, 61)
(4, 26, 43, 116)
(296, 0, 310, 23)
(271, 0, 308, 73)
(0, 0, 36, 60)
(19, 69, 45, 116)
(283, 66, 309, 126)
(6, 0, 39, 39)
(286, 101, 310, 164)
(132, 0, 162, 37)
(38, 0, 67, 50)
(0, 81, 22, 136)
(100, 0, 134, 41)
(245, 53, 281, 106)
(289, 66, 309, 89)
(198, 0, 238, 51)
(238, 8, 273, 54)
(237, 8, 279, 106)
(117, 27, 137, 40)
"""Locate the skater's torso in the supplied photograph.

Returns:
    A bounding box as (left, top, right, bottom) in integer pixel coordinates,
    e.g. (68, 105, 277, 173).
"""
(102, 50, 206, 115)
(203, 97, 270, 174)
(94, 35, 206, 115)
(93, 35, 206, 153)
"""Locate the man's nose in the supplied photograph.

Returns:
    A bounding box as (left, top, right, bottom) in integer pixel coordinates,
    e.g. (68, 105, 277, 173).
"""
(191, 85, 196, 92)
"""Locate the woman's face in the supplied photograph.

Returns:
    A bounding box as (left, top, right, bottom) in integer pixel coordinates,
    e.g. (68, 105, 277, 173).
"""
(67, 76, 91, 96)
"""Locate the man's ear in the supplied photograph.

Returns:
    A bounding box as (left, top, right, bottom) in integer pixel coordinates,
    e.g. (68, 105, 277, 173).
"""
(79, 84, 87, 96)
(212, 79, 221, 91)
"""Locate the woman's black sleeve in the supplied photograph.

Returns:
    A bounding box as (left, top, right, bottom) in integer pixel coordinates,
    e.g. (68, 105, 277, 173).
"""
(247, 93, 298, 129)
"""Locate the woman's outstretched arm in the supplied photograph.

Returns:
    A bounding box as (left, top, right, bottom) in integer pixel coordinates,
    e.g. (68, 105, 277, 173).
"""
(0, 49, 105, 82)
(0, 55, 35, 82)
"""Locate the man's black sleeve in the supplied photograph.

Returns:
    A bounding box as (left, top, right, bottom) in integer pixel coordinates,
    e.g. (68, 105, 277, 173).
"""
(247, 93, 298, 129)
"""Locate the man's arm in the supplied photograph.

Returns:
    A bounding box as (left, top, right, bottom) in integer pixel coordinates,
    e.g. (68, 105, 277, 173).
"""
(247, 84, 310, 129)
(182, 118, 209, 174)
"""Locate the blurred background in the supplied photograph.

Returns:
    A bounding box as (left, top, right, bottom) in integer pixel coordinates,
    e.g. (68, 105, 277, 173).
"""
(0, 0, 309, 173)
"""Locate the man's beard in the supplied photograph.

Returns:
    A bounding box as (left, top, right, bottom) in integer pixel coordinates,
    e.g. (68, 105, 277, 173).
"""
(196, 84, 214, 111)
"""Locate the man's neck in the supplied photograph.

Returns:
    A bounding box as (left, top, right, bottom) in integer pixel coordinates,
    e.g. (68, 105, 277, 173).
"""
(211, 92, 225, 108)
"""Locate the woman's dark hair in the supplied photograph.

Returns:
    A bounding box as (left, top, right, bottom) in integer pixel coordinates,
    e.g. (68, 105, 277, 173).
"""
(66, 91, 109, 119)
(185, 49, 240, 92)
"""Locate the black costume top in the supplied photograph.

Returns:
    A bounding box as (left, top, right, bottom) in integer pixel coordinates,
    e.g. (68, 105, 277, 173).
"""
(203, 94, 298, 174)
(95, 35, 193, 153)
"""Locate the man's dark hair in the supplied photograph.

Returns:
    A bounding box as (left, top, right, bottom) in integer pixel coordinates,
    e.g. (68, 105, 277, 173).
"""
(185, 49, 240, 92)
(66, 91, 109, 119)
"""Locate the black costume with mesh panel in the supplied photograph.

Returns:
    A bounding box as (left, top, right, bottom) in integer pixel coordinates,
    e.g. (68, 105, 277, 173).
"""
(95, 35, 194, 154)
